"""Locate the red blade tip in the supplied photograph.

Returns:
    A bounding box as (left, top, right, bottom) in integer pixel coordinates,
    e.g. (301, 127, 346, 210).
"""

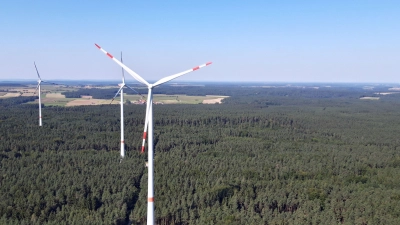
(95, 43, 101, 49)
(106, 53, 113, 59)
(206, 62, 212, 66)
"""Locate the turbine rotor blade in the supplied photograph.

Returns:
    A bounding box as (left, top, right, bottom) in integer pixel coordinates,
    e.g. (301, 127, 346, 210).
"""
(141, 119, 149, 153)
(34, 62, 41, 80)
(119, 51, 143, 98)
(110, 86, 124, 104)
(33, 63, 60, 85)
(121, 52, 126, 83)
(152, 62, 212, 87)
(141, 89, 151, 153)
(125, 84, 143, 96)
(95, 44, 149, 86)
(33, 83, 40, 96)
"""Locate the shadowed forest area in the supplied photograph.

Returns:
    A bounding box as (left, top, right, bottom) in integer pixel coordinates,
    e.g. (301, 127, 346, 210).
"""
(1, 84, 400, 224)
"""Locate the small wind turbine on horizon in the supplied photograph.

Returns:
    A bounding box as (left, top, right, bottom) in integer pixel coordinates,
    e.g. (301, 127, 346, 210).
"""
(95, 43, 212, 225)
(110, 52, 144, 160)
(33, 62, 57, 126)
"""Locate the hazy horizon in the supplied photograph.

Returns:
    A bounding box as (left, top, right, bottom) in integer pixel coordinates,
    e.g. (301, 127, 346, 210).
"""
(1, 79, 399, 87)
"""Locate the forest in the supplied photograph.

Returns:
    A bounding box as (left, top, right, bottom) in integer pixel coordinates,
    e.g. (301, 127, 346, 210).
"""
(1, 84, 400, 224)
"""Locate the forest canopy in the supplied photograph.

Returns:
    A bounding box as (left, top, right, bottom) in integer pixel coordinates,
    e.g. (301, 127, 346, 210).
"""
(1, 83, 400, 224)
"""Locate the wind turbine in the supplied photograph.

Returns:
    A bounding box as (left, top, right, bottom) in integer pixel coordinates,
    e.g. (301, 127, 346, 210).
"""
(110, 52, 144, 160)
(95, 43, 212, 225)
(33, 62, 57, 126)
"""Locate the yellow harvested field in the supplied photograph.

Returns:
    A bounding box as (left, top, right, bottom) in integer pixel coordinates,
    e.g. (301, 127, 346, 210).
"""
(360, 97, 380, 100)
(66, 99, 115, 106)
(46, 93, 66, 98)
(39, 97, 67, 104)
(20, 93, 34, 97)
(375, 92, 400, 95)
(0, 88, 229, 105)
(202, 95, 229, 104)
(162, 100, 178, 104)
(203, 98, 224, 104)
(0, 93, 21, 98)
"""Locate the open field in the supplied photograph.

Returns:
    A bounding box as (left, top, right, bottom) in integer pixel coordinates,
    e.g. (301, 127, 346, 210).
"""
(1, 85, 76, 97)
(203, 98, 223, 104)
(376, 92, 400, 95)
(62, 94, 229, 106)
(0, 85, 229, 105)
(202, 95, 228, 104)
(40, 98, 76, 106)
(28, 96, 114, 107)
(0, 93, 20, 98)
(20, 93, 34, 97)
(28, 97, 77, 107)
(46, 93, 66, 98)
(66, 99, 118, 106)
(360, 97, 380, 100)
(123, 94, 229, 105)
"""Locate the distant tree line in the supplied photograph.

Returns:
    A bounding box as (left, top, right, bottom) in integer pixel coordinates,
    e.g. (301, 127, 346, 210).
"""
(60, 85, 378, 102)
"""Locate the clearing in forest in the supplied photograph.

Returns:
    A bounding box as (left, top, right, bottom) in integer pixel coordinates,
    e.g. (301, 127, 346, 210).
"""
(46, 93, 66, 98)
(2, 85, 230, 105)
(202, 96, 228, 104)
(360, 97, 380, 100)
(124, 94, 229, 104)
(34, 97, 74, 106)
(66, 99, 117, 106)
(0, 93, 21, 98)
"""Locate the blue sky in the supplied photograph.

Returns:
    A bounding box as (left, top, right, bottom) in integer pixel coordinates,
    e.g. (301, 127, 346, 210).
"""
(0, 0, 399, 83)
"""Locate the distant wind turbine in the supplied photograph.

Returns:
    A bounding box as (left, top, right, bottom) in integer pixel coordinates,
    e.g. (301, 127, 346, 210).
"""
(95, 43, 212, 225)
(110, 52, 144, 160)
(33, 62, 57, 126)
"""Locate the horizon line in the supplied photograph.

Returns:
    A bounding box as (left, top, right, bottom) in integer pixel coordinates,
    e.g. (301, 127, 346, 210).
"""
(0, 79, 399, 85)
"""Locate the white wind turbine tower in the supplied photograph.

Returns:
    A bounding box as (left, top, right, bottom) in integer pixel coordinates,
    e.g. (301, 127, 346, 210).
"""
(33, 62, 57, 127)
(95, 43, 212, 225)
(110, 52, 144, 160)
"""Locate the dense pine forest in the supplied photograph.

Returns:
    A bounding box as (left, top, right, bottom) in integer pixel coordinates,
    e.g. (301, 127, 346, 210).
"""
(1, 84, 400, 224)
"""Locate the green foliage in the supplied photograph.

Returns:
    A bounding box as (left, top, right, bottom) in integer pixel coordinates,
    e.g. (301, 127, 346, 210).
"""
(2, 85, 400, 224)
(0, 96, 37, 108)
